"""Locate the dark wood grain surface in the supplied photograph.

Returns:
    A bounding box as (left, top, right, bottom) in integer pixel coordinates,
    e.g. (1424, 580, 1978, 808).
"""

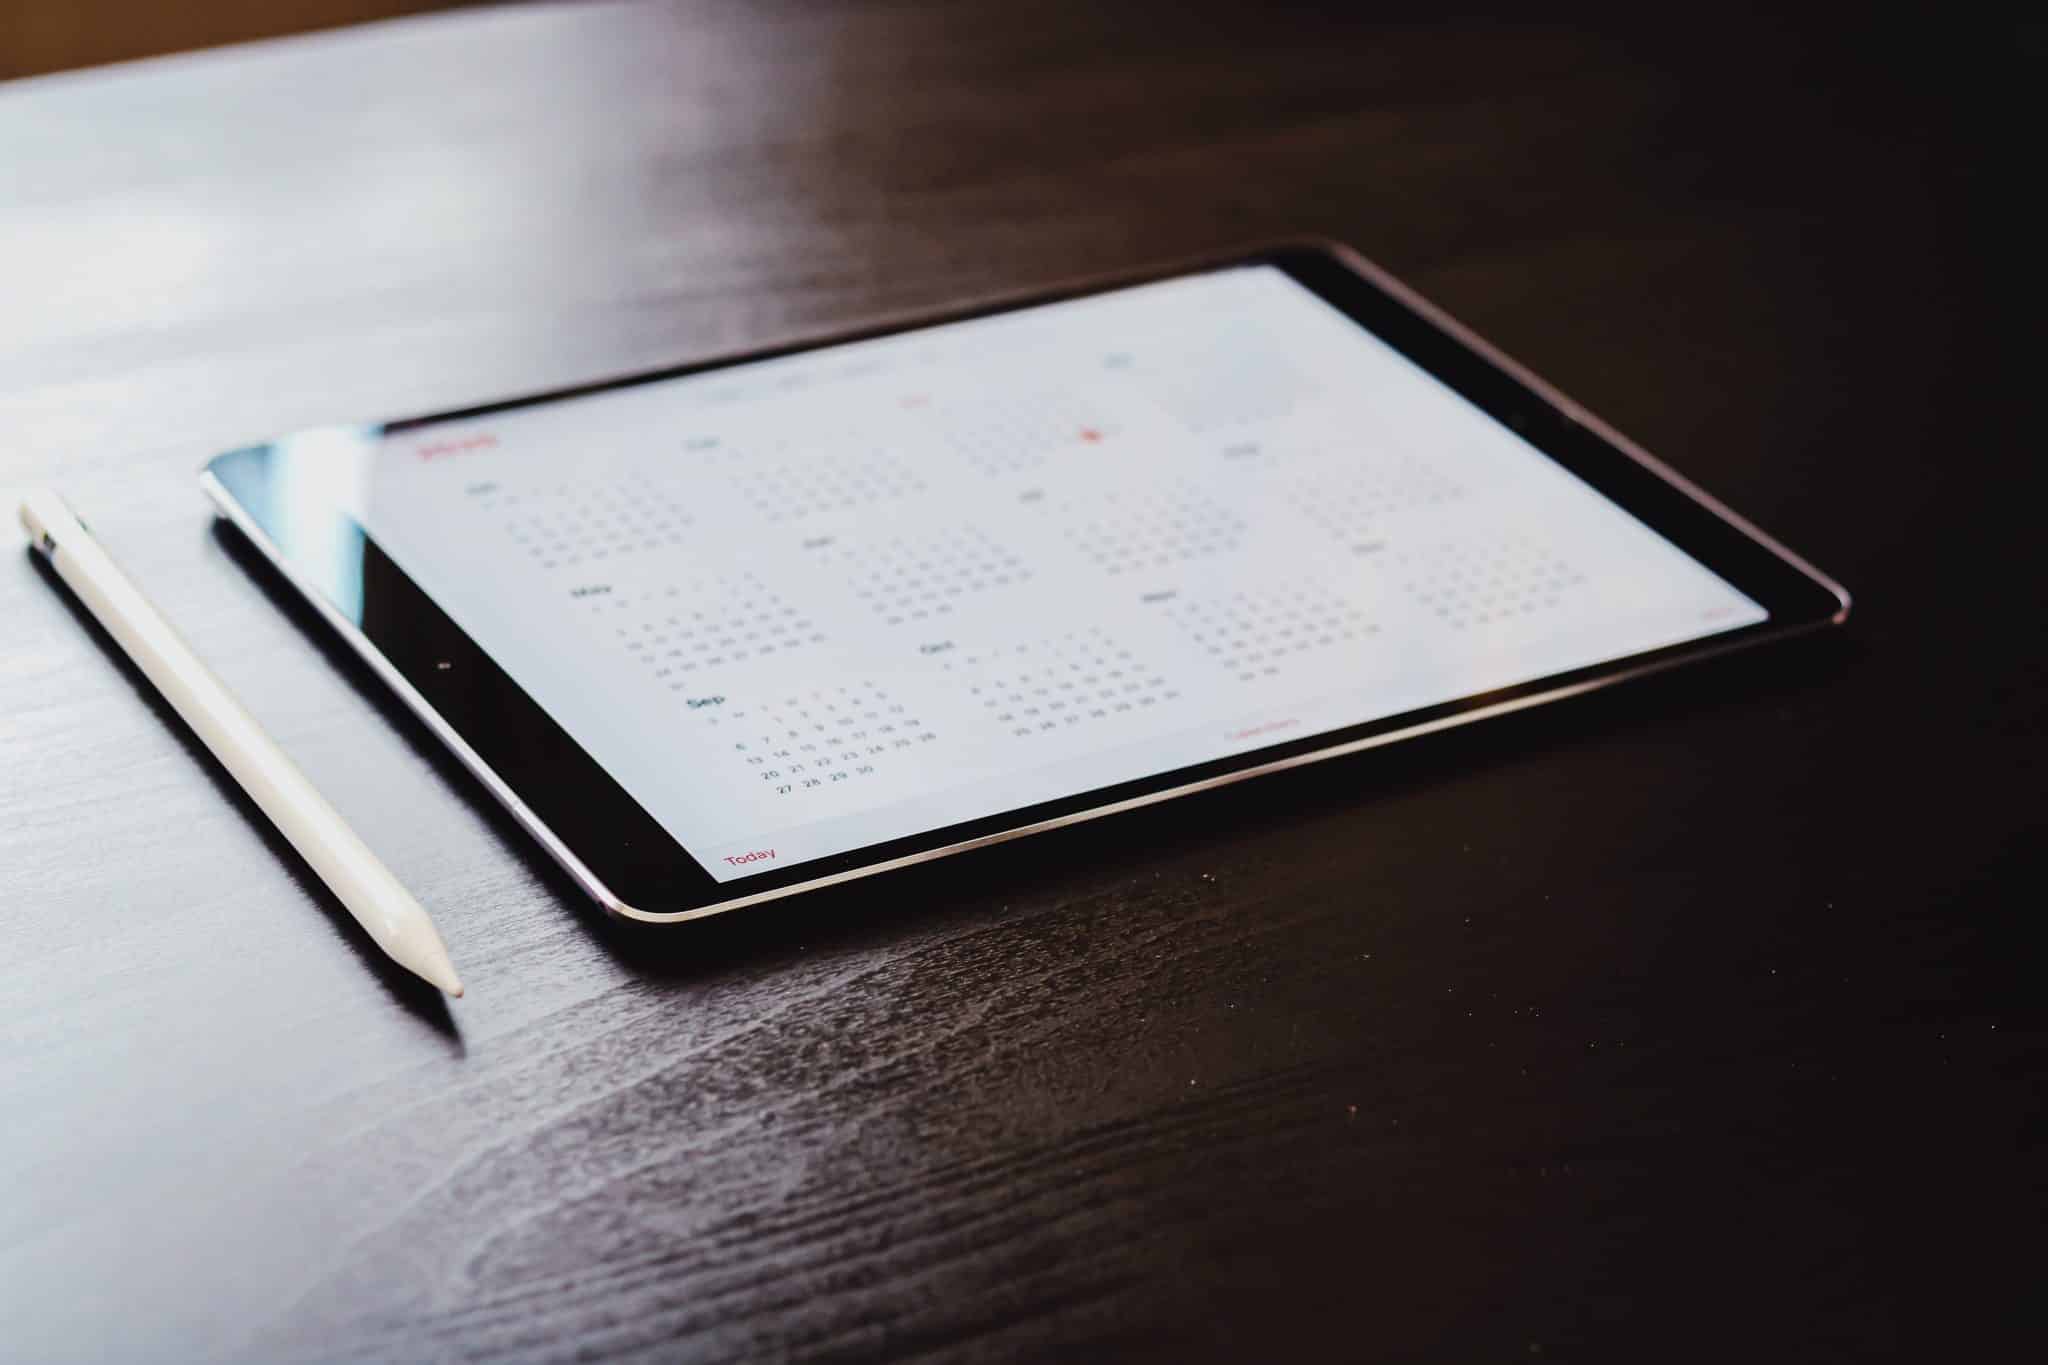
(2, 4, 2039, 1360)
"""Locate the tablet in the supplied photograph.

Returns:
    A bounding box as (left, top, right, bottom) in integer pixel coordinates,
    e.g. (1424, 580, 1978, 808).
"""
(202, 241, 1849, 923)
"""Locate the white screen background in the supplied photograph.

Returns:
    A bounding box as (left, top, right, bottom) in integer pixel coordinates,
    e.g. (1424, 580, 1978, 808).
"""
(357, 266, 1764, 882)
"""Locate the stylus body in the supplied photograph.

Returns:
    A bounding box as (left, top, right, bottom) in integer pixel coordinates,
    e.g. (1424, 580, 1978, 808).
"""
(19, 491, 464, 996)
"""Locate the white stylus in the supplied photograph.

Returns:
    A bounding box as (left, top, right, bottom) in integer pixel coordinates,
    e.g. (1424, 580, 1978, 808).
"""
(19, 490, 464, 997)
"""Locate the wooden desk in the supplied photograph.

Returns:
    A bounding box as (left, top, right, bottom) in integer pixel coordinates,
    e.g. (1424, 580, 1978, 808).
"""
(2, 5, 2036, 1359)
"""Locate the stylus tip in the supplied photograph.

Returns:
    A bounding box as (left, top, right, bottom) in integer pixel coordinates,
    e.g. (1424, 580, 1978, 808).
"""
(393, 936, 465, 998)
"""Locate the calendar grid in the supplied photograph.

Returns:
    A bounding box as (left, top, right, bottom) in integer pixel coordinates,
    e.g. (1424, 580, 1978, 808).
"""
(368, 263, 1769, 879)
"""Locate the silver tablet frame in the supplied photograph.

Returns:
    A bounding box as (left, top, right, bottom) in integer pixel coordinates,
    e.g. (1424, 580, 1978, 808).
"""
(201, 240, 1850, 924)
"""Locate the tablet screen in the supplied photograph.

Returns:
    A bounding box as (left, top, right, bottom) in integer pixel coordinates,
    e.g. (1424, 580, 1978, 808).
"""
(337, 265, 1764, 881)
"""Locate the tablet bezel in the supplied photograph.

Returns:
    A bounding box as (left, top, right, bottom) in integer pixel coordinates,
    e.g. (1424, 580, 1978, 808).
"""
(201, 240, 1850, 922)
